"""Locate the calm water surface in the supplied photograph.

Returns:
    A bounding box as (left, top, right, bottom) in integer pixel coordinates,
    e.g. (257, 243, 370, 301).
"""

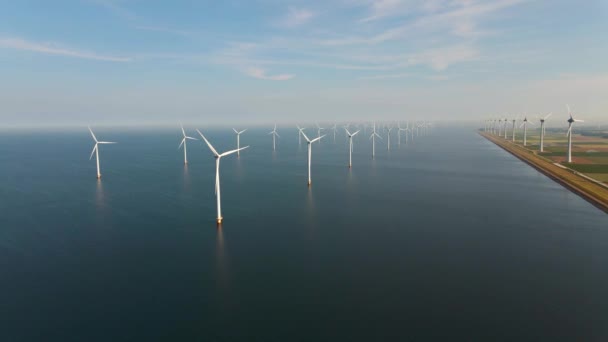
(1, 127, 607, 341)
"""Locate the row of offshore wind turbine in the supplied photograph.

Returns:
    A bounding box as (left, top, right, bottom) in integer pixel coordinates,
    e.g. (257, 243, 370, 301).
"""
(483, 105, 583, 163)
(87, 121, 433, 224)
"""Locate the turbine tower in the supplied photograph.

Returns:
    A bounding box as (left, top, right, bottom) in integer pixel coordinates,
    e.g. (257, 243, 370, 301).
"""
(511, 117, 518, 142)
(300, 131, 324, 186)
(345, 128, 360, 168)
(88, 126, 116, 179)
(566, 105, 584, 163)
(498, 119, 502, 136)
(197, 130, 249, 224)
(538, 113, 552, 152)
(504, 117, 508, 139)
(232, 128, 247, 156)
(331, 123, 338, 142)
(178, 124, 197, 164)
(268, 124, 280, 151)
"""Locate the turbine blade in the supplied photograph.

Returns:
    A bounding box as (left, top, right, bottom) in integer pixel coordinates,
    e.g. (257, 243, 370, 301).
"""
(301, 131, 311, 142)
(98, 141, 116, 144)
(178, 138, 185, 149)
(240, 129, 247, 134)
(89, 144, 97, 160)
(544, 113, 552, 120)
(310, 135, 325, 143)
(186, 136, 197, 140)
(233, 128, 238, 134)
(352, 130, 360, 136)
(574, 119, 584, 122)
(196, 129, 220, 156)
(88, 126, 98, 143)
(220, 146, 249, 157)
(181, 125, 186, 137)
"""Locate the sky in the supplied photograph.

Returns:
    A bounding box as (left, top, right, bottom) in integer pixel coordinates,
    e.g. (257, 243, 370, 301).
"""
(0, 0, 607, 127)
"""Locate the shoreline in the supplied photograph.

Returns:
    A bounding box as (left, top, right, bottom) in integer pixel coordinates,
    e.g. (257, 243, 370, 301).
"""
(479, 131, 608, 214)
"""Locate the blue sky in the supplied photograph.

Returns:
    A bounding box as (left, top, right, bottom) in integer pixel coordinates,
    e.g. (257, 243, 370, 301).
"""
(0, 0, 607, 126)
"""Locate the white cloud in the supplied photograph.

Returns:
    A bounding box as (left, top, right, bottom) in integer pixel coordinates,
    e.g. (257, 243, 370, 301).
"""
(279, 7, 315, 28)
(0, 37, 131, 62)
(245, 67, 295, 81)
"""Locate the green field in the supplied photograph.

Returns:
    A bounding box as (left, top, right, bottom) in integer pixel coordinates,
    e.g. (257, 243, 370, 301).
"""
(489, 127, 608, 184)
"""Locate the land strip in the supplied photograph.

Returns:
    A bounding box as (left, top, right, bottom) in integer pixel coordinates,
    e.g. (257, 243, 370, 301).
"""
(480, 131, 608, 214)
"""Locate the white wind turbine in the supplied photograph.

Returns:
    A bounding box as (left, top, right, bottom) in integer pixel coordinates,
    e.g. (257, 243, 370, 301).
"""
(331, 123, 338, 142)
(511, 117, 518, 142)
(88, 126, 116, 179)
(345, 128, 360, 168)
(386, 125, 393, 150)
(498, 119, 503, 136)
(315, 122, 325, 144)
(397, 122, 408, 146)
(297, 125, 306, 146)
(503, 117, 509, 139)
(520, 116, 534, 146)
(232, 128, 247, 156)
(566, 105, 584, 163)
(178, 124, 197, 165)
(369, 122, 382, 158)
(197, 129, 249, 224)
(268, 124, 280, 151)
(538, 113, 552, 152)
(300, 131, 325, 186)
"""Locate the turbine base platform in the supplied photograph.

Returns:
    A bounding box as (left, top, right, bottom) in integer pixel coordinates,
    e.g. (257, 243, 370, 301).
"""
(96, 174, 101, 179)
(216, 217, 223, 224)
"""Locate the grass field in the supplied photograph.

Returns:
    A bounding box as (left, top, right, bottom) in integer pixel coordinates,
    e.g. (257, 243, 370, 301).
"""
(488, 127, 608, 184)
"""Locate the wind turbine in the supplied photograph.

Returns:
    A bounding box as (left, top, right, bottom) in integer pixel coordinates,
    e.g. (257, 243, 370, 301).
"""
(178, 124, 197, 165)
(268, 124, 280, 151)
(511, 117, 518, 142)
(331, 123, 338, 142)
(538, 113, 552, 152)
(296, 125, 306, 146)
(520, 117, 534, 146)
(315, 122, 324, 144)
(88, 126, 116, 179)
(398, 122, 407, 146)
(197, 130, 249, 224)
(369, 122, 382, 158)
(345, 128, 360, 168)
(232, 128, 247, 156)
(498, 119, 503, 137)
(300, 131, 325, 186)
(503, 117, 509, 139)
(566, 105, 584, 163)
(386, 125, 393, 150)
